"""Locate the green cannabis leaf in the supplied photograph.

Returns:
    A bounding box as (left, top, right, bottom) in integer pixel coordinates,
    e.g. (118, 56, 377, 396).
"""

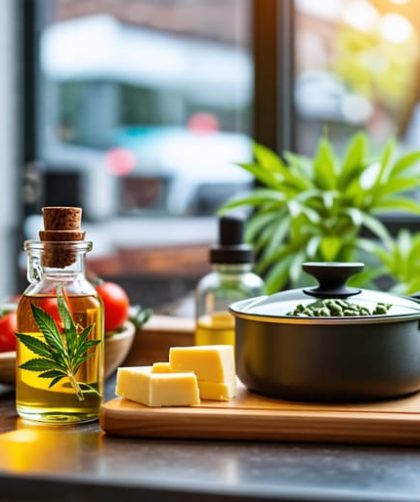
(16, 294, 101, 401)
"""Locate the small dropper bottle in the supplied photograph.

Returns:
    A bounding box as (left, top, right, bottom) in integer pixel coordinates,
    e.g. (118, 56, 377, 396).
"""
(195, 215, 264, 346)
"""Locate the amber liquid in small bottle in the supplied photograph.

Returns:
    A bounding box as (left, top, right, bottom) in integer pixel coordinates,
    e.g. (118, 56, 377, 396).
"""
(195, 311, 235, 346)
(16, 293, 103, 424)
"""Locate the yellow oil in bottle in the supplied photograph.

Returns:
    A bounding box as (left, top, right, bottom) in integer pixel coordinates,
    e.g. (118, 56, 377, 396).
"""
(16, 294, 103, 424)
(195, 311, 235, 346)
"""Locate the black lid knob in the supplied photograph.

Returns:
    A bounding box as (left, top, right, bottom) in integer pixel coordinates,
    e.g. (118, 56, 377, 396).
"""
(302, 262, 364, 298)
(210, 215, 253, 264)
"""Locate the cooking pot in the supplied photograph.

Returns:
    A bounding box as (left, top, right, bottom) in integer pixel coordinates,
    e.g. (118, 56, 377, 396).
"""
(230, 262, 420, 402)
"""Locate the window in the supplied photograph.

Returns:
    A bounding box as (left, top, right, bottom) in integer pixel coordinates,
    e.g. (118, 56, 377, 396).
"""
(294, 0, 420, 156)
(38, 0, 252, 217)
(26, 0, 253, 306)
(22, 0, 420, 303)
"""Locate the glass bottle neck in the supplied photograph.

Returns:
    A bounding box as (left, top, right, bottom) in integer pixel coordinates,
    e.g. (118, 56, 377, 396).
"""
(24, 241, 91, 284)
(28, 253, 88, 284)
(211, 263, 253, 275)
(44, 255, 87, 278)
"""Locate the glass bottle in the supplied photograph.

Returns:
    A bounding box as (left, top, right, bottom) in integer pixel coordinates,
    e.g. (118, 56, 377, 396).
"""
(16, 241, 104, 424)
(195, 215, 264, 346)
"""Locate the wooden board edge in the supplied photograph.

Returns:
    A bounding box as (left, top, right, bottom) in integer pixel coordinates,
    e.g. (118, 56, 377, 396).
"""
(100, 402, 420, 446)
(102, 393, 420, 417)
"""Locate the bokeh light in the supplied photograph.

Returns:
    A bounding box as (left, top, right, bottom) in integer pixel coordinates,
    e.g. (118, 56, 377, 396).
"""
(380, 13, 413, 44)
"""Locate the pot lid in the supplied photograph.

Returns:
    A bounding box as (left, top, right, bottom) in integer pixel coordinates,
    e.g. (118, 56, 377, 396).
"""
(230, 262, 420, 324)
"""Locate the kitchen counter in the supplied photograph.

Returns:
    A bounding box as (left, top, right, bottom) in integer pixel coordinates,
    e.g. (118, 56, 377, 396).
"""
(2, 380, 420, 502)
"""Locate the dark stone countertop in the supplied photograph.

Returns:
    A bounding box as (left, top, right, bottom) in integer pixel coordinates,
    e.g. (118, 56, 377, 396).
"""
(2, 379, 420, 502)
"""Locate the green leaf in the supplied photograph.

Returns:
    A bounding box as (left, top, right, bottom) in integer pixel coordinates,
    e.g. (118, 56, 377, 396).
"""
(373, 246, 394, 268)
(19, 358, 58, 372)
(73, 325, 95, 364)
(356, 238, 378, 255)
(85, 339, 101, 349)
(245, 211, 277, 242)
(321, 191, 336, 210)
(57, 293, 76, 333)
(347, 267, 385, 288)
(377, 138, 395, 185)
(265, 255, 294, 294)
(255, 241, 293, 274)
(391, 151, 420, 177)
(306, 236, 321, 258)
(30, 304, 65, 356)
(374, 178, 420, 198)
(313, 138, 337, 189)
(79, 383, 101, 397)
(294, 188, 324, 204)
(22, 298, 102, 402)
(397, 229, 412, 257)
(219, 189, 286, 213)
(374, 197, 420, 214)
(344, 208, 363, 227)
(77, 324, 94, 348)
(406, 277, 420, 295)
(74, 353, 97, 370)
(259, 216, 291, 267)
(129, 305, 152, 329)
(360, 213, 391, 245)
(15, 333, 53, 358)
(237, 162, 282, 190)
(289, 251, 307, 285)
(283, 151, 313, 179)
(57, 293, 78, 356)
(253, 219, 279, 254)
(38, 370, 66, 379)
(49, 375, 65, 389)
(254, 143, 311, 190)
(319, 236, 343, 262)
(288, 201, 320, 224)
(253, 143, 285, 173)
(338, 132, 367, 188)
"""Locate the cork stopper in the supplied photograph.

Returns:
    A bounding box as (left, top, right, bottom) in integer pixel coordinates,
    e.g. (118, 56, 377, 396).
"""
(39, 207, 85, 268)
(39, 230, 86, 242)
(42, 207, 82, 231)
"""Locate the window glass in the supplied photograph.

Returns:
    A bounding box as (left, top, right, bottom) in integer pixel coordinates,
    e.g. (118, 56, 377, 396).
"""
(33, 0, 252, 306)
(294, 0, 420, 155)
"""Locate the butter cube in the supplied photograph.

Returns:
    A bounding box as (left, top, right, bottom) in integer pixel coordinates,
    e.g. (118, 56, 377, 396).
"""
(116, 366, 200, 407)
(151, 362, 173, 373)
(199, 380, 237, 401)
(151, 360, 236, 401)
(151, 362, 188, 374)
(169, 345, 235, 383)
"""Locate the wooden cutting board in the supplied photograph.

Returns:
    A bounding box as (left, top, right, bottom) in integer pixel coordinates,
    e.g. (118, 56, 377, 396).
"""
(100, 384, 420, 445)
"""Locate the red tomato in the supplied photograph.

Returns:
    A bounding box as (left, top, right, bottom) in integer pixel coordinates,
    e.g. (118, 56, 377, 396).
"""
(0, 312, 17, 352)
(96, 282, 130, 332)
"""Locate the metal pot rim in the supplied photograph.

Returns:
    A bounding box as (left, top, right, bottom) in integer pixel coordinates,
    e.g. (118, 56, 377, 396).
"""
(229, 308, 420, 325)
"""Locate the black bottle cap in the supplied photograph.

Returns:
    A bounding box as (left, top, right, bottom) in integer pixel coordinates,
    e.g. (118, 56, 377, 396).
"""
(210, 215, 253, 264)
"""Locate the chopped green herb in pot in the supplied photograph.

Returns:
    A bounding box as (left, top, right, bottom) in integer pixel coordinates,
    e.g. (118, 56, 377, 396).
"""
(288, 299, 392, 317)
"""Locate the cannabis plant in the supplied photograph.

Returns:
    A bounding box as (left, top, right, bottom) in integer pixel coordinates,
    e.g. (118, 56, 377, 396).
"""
(219, 133, 420, 293)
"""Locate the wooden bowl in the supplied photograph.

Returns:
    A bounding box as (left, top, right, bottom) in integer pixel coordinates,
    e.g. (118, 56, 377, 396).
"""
(104, 321, 136, 379)
(0, 351, 16, 385)
(0, 321, 136, 385)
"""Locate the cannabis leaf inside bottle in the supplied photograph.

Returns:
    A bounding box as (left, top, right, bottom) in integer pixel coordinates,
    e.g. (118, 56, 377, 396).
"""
(16, 294, 100, 402)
